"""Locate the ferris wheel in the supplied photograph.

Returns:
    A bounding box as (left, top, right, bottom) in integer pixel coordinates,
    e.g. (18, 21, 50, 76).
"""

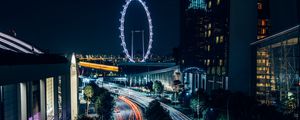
(119, 0, 153, 62)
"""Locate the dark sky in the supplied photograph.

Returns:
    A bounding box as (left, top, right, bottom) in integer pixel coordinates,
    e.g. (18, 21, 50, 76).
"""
(0, 0, 180, 55)
(269, 0, 299, 34)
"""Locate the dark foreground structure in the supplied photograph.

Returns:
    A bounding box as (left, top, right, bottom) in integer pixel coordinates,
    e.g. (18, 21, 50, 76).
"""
(0, 33, 78, 120)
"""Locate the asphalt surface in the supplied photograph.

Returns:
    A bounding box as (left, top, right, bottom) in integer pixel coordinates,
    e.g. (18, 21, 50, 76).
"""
(104, 83, 191, 120)
(114, 96, 143, 120)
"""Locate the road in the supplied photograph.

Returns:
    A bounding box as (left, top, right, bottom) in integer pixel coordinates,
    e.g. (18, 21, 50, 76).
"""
(114, 96, 143, 120)
(104, 83, 191, 120)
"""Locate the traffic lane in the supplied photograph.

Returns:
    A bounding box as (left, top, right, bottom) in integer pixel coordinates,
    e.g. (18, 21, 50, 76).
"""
(105, 83, 190, 120)
(119, 96, 143, 120)
(114, 98, 132, 120)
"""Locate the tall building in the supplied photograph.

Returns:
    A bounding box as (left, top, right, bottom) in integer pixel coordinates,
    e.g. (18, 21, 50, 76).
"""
(204, 0, 230, 91)
(255, 0, 274, 104)
(180, 0, 258, 94)
(180, 0, 230, 92)
(180, 0, 207, 68)
(178, 0, 207, 94)
(0, 32, 78, 120)
(257, 0, 271, 40)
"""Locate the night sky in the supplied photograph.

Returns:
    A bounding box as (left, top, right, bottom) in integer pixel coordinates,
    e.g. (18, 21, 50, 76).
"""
(0, 0, 180, 55)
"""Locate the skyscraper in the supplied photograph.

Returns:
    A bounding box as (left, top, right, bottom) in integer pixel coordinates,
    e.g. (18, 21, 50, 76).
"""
(180, 0, 257, 94)
(179, 0, 207, 68)
(179, 0, 230, 92)
(204, 0, 230, 91)
(255, 0, 273, 105)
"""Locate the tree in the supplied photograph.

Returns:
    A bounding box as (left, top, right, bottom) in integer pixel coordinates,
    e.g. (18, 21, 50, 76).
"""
(146, 100, 172, 120)
(190, 97, 200, 116)
(189, 89, 208, 119)
(94, 92, 114, 120)
(84, 85, 94, 115)
(145, 81, 153, 92)
(87, 82, 114, 120)
(153, 80, 164, 95)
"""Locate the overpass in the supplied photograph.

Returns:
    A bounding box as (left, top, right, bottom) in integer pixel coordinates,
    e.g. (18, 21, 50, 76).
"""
(128, 66, 206, 93)
(118, 62, 176, 74)
(128, 66, 180, 91)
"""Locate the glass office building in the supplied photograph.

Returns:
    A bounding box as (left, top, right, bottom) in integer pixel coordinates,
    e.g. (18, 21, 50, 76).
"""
(252, 25, 300, 112)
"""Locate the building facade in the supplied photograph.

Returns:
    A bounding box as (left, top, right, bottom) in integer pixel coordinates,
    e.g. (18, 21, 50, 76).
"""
(254, 0, 300, 108)
(204, 0, 230, 91)
(180, 0, 230, 92)
(180, 0, 259, 94)
(255, 0, 273, 104)
(252, 25, 300, 112)
(0, 33, 78, 120)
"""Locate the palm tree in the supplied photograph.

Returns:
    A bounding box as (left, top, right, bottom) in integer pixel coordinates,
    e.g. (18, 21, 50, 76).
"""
(84, 85, 94, 115)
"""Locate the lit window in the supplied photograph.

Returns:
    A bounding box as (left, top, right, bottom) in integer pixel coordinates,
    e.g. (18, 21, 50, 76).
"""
(207, 59, 210, 66)
(262, 28, 266, 34)
(217, 0, 221, 5)
(261, 19, 266, 26)
(216, 36, 219, 43)
(207, 45, 211, 51)
(208, 1, 212, 8)
(208, 23, 211, 29)
(208, 30, 211, 37)
(219, 59, 223, 66)
(220, 36, 224, 43)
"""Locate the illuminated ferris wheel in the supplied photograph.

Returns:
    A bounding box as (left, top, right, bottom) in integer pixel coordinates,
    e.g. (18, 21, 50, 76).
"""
(119, 0, 153, 62)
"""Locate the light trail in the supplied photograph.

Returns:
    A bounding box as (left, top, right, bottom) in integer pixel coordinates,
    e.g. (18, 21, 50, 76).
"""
(104, 83, 191, 120)
(119, 96, 143, 120)
(79, 62, 119, 72)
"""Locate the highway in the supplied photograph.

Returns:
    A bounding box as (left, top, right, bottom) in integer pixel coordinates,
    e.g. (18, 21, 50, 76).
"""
(104, 83, 191, 120)
(114, 96, 143, 120)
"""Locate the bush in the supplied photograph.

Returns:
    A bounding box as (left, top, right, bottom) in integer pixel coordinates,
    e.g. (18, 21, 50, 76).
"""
(87, 82, 115, 120)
